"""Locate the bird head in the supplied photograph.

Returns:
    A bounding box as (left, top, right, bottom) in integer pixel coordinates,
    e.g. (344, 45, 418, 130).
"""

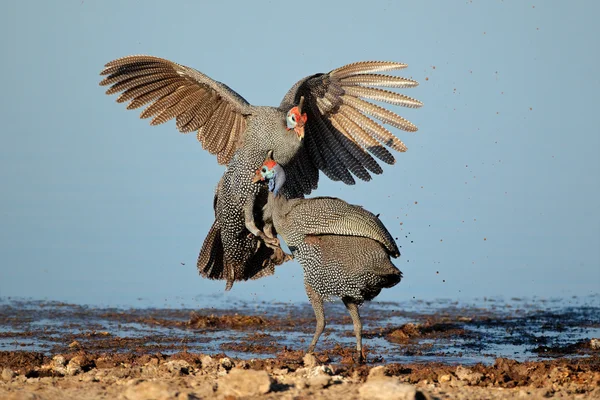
(286, 96, 307, 140)
(252, 150, 286, 196)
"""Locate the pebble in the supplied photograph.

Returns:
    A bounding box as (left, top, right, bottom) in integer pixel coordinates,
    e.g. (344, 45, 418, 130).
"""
(439, 374, 452, 383)
(307, 374, 331, 389)
(303, 353, 319, 368)
(200, 355, 216, 370)
(161, 360, 191, 376)
(218, 368, 272, 397)
(367, 365, 387, 380)
(2, 367, 16, 382)
(220, 357, 233, 370)
(124, 381, 177, 400)
(591, 338, 600, 350)
(455, 366, 483, 385)
(359, 377, 428, 400)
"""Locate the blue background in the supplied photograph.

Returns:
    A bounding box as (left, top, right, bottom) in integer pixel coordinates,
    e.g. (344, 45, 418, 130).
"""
(1, 1, 598, 307)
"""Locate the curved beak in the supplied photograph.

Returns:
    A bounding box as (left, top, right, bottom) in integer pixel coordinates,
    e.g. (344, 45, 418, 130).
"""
(252, 169, 263, 183)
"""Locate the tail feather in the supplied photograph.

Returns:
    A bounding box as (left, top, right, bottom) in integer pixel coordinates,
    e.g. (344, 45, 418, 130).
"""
(197, 219, 227, 280)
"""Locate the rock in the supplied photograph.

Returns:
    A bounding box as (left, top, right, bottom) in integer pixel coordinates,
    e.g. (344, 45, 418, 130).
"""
(303, 353, 319, 368)
(591, 338, 600, 350)
(218, 368, 272, 397)
(307, 374, 331, 389)
(220, 357, 233, 370)
(52, 355, 66, 367)
(359, 378, 427, 400)
(272, 367, 289, 376)
(438, 374, 452, 383)
(161, 360, 191, 376)
(306, 365, 333, 378)
(124, 381, 178, 400)
(68, 340, 81, 348)
(200, 355, 216, 370)
(368, 365, 387, 380)
(455, 366, 483, 385)
(66, 356, 85, 376)
(2, 367, 16, 382)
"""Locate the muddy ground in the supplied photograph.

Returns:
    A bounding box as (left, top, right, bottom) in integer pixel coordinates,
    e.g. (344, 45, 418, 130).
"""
(1, 297, 599, 399)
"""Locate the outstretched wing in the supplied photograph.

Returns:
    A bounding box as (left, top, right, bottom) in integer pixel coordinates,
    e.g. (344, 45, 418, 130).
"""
(100, 55, 252, 165)
(279, 61, 422, 198)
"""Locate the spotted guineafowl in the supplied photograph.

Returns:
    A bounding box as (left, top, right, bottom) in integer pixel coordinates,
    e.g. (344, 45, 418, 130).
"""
(100, 56, 419, 290)
(253, 152, 402, 362)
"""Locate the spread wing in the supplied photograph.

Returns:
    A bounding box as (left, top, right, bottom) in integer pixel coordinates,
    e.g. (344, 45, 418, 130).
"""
(100, 55, 252, 165)
(279, 61, 422, 198)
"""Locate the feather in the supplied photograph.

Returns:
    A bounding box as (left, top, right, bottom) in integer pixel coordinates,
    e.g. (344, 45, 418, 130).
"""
(105, 74, 170, 95)
(150, 86, 200, 126)
(117, 78, 180, 105)
(175, 90, 210, 130)
(331, 61, 408, 79)
(140, 84, 190, 120)
(341, 96, 418, 132)
(339, 73, 419, 88)
(99, 67, 174, 86)
(339, 105, 407, 152)
(343, 86, 423, 109)
(333, 112, 395, 165)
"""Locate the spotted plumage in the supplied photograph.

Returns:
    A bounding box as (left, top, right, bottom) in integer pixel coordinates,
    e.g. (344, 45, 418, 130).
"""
(255, 156, 402, 362)
(100, 55, 419, 290)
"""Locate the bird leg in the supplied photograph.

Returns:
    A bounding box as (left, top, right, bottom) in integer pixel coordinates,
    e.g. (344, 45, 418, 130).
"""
(243, 197, 280, 247)
(343, 299, 364, 364)
(306, 284, 326, 354)
(263, 222, 293, 261)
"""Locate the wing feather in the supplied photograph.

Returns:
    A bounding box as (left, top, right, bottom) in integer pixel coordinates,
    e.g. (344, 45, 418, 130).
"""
(279, 60, 421, 196)
(100, 55, 251, 165)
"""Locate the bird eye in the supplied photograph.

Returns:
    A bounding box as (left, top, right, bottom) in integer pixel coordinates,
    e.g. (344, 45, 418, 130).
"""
(261, 166, 268, 173)
(291, 115, 296, 122)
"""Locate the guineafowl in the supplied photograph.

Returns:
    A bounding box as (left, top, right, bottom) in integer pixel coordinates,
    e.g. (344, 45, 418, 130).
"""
(254, 152, 402, 362)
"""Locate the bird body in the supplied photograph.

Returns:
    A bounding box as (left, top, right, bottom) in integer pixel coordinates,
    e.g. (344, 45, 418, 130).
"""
(100, 55, 420, 290)
(255, 156, 402, 361)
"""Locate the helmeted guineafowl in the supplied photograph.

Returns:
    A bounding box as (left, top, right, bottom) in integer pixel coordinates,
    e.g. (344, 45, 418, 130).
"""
(253, 152, 402, 362)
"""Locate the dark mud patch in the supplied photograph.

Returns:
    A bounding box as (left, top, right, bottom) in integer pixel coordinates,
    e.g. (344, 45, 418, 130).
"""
(1, 297, 599, 365)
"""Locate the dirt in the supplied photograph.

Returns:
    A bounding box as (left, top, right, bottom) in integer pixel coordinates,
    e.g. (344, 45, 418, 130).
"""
(1, 297, 599, 398)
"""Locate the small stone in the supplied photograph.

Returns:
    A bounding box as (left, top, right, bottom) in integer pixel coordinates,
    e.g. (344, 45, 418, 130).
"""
(591, 338, 600, 350)
(124, 381, 177, 400)
(68, 340, 81, 348)
(307, 374, 331, 389)
(52, 355, 66, 367)
(359, 377, 427, 400)
(303, 353, 319, 368)
(201, 355, 216, 370)
(218, 368, 272, 396)
(272, 367, 289, 375)
(439, 374, 452, 383)
(220, 357, 233, 370)
(455, 366, 483, 385)
(2, 367, 16, 382)
(368, 365, 387, 380)
(66, 356, 86, 376)
(161, 360, 191, 376)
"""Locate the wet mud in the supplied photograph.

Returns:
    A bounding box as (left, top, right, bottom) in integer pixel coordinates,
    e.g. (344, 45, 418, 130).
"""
(1, 297, 599, 399)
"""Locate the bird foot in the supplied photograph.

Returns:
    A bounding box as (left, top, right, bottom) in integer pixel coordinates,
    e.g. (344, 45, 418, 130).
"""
(270, 246, 293, 265)
(353, 349, 365, 365)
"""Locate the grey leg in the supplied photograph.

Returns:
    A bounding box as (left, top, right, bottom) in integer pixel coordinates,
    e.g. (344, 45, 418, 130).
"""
(306, 284, 325, 353)
(343, 299, 364, 364)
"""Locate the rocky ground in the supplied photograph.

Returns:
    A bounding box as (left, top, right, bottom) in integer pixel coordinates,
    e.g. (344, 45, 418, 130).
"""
(1, 298, 598, 398)
(1, 350, 599, 399)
